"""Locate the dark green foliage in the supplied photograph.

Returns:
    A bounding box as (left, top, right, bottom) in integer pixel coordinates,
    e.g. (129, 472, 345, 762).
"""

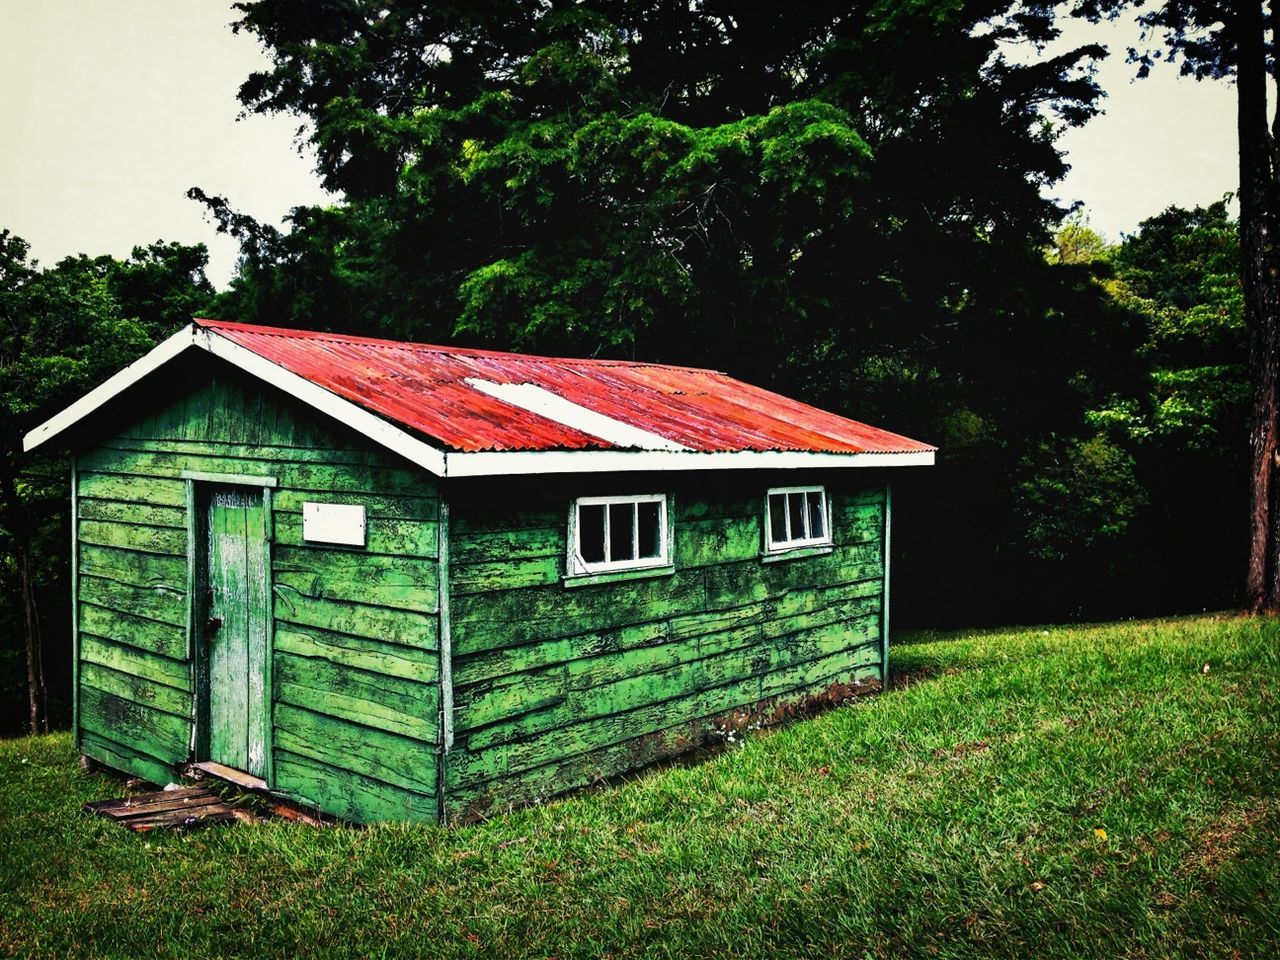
(195, 0, 1206, 625)
(0, 233, 214, 734)
(207, 0, 1104, 388)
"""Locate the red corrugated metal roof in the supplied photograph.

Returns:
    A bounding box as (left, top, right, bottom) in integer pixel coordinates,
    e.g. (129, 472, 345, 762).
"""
(195, 318, 935, 456)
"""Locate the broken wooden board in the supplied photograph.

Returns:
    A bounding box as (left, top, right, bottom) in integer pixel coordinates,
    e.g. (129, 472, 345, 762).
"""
(83, 786, 240, 833)
(190, 760, 268, 792)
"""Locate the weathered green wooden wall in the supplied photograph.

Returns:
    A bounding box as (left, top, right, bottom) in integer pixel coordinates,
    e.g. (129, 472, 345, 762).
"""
(74, 363, 441, 822)
(73, 359, 891, 824)
(443, 474, 887, 820)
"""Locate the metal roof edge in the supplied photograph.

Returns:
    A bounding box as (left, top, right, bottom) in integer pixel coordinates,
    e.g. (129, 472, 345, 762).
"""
(24, 320, 938, 482)
(23, 324, 202, 453)
(441, 448, 936, 478)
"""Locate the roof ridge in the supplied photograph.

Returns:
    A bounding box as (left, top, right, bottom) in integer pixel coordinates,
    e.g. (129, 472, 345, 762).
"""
(193, 318, 724, 374)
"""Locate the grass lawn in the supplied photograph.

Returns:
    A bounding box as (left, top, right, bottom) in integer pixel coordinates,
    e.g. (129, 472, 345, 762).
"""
(2, 614, 1278, 959)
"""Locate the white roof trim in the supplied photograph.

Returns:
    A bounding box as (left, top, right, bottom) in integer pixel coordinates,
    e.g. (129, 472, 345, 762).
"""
(464, 377, 690, 452)
(22, 325, 200, 453)
(441, 448, 936, 477)
(23, 323, 936, 478)
(23, 324, 450, 476)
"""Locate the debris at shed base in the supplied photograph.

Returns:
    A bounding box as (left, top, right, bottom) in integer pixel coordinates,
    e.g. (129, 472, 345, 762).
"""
(83, 786, 243, 833)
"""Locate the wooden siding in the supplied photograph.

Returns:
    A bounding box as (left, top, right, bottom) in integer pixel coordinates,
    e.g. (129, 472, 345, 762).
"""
(74, 365, 441, 823)
(443, 474, 887, 819)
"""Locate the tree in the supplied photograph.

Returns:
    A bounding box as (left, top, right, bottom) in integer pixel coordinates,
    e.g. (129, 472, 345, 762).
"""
(201, 1, 1186, 625)
(0, 232, 214, 732)
(1074, 0, 1279, 612)
(1050, 204, 1248, 613)
(211, 2, 1106, 377)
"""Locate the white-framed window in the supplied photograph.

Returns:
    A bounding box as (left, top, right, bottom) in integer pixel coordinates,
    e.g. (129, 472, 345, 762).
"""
(568, 494, 670, 576)
(764, 485, 831, 552)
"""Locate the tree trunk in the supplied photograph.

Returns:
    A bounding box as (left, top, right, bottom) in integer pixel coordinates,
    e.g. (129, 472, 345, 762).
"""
(1239, 0, 1280, 612)
(20, 543, 45, 733)
(0, 442, 46, 732)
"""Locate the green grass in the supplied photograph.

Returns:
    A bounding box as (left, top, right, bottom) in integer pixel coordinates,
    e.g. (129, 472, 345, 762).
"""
(2, 614, 1278, 959)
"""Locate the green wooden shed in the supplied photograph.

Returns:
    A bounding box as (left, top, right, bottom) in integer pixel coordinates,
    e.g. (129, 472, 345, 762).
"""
(25, 319, 935, 823)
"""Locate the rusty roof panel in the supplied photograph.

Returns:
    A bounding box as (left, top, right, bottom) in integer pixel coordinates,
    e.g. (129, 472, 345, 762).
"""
(196, 319, 936, 456)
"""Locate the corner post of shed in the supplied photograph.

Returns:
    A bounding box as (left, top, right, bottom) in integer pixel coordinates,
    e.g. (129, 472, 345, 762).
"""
(70, 454, 80, 752)
(881, 483, 892, 690)
(437, 491, 454, 824)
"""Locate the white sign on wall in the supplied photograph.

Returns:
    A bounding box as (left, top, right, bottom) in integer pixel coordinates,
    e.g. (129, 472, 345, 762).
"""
(302, 502, 367, 547)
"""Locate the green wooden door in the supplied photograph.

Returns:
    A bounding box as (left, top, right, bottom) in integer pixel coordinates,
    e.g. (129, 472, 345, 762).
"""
(206, 487, 270, 778)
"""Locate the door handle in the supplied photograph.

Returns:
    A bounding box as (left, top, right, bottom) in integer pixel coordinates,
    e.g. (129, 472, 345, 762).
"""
(205, 616, 223, 639)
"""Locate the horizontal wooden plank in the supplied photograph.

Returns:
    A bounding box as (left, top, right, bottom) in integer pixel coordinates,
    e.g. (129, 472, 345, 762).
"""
(833, 499, 885, 547)
(81, 661, 191, 718)
(273, 489, 438, 521)
(274, 651, 437, 742)
(78, 519, 186, 557)
(453, 618, 672, 688)
(447, 714, 705, 820)
(273, 592, 438, 648)
(674, 494, 759, 524)
(451, 556, 561, 596)
(272, 512, 438, 559)
(454, 667, 568, 733)
(450, 526, 562, 565)
(272, 749, 437, 823)
(273, 626, 437, 684)
(90, 791, 227, 820)
(450, 505, 564, 538)
(78, 498, 187, 529)
(79, 729, 179, 788)
(192, 761, 268, 791)
(461, 658, 697, 750)
(455, 592, 879, 708)
(102, 436, 391, 467)
(80, 633, 190, 690)
(79, 543, 186, 590)
(80, 603, 186, 660)
(451, 570, 707, 655)
(459, 616, 879, 749)
(702, 543, 882, 609)
(79, 447, 432, 498)
(445, 662, 881, 820)
(78, 471, 186, 508)
(451, 643, 882, 791)
(665, 578, 877, 643)
(273, 546, 439, 614)
(79, 573, 186, 628)
(452, 575, 882, 688)
(80, 685, 190, 764)
(86, 786, 209, 811)
(273, 703, 436, 795)
(676, 516, 761, 568)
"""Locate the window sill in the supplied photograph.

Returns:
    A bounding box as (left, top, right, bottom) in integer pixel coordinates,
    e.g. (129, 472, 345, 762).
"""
(761, 544, 834, 563)
(563, 564, 675, 588)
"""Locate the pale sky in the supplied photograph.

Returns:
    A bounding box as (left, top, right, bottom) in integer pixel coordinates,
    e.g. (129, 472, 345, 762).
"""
(0, 2, 1239, 290)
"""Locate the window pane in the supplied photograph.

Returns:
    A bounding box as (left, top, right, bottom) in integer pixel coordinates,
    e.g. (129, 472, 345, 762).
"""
(807, 491, 826, 540)
(637, 500, 661, 558)
(579, 504, 606, 562)
(609, 502, 636, 561)
(769, 494, 788, 543)
(787, 492, 807, 540)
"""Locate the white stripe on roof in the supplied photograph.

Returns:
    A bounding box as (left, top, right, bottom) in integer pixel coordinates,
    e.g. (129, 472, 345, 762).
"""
(464, 378, 690, 452)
